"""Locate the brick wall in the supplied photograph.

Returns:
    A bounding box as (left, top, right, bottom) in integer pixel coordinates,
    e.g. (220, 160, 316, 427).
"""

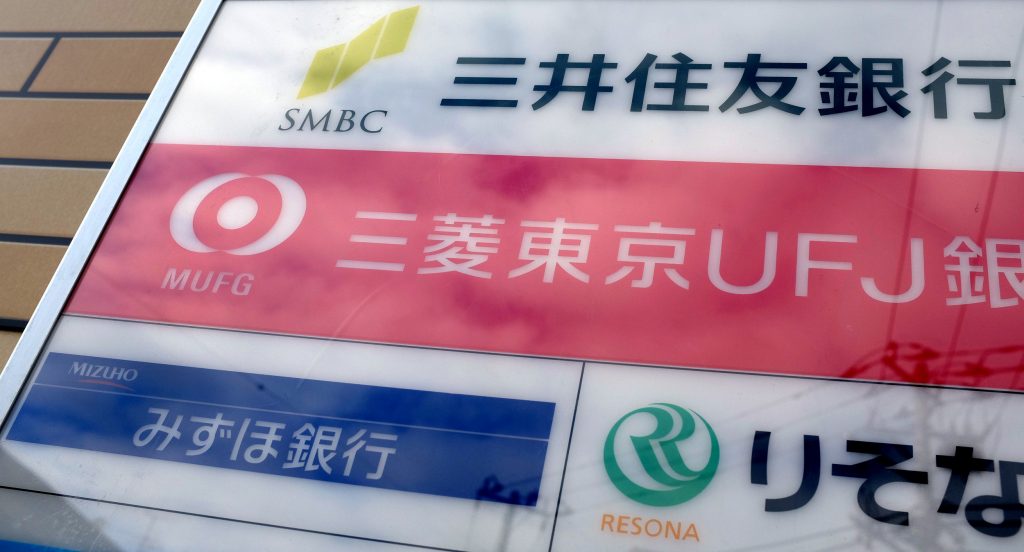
(0, 0, 200, 365)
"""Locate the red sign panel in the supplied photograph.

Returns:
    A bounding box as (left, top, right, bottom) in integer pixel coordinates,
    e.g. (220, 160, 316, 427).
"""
(69, 144, 1024, 389)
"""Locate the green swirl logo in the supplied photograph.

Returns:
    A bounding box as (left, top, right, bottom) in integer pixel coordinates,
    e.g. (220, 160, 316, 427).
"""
(604, 403, 719, 507)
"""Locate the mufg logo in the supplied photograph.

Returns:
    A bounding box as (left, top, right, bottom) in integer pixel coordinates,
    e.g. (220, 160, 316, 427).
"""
(170, 173, 306, 255)
(164, 173, 306, 297)
(604, 403, 720, 507)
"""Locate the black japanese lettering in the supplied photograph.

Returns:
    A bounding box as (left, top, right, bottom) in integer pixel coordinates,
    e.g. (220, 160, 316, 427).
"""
(751, 431, 822, 512)
(625, 52, 711, 112)
(818, 57, 860, 116)
(862, 58, 910, 117)
(936, 445, 995, 515)
(956, 60, 1016, 119)
(719, 53, 807, 115)
(533, 54, 617, 111)
(440, 57, 526, 108)
(964, 461, 1024, 538)
(832, 440, 928, 526)
(921, 57, 955, 119)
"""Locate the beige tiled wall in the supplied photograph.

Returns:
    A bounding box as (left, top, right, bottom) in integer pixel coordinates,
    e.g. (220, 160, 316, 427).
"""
(0, 39, 51, 90)
(0, 243, 66, 321)
(0, 99, 144, 160)
(0, 1, 198, 33)
(0, 167, 105, 237)
(32, 38, 179, 93)
(0, 0, 201, 366)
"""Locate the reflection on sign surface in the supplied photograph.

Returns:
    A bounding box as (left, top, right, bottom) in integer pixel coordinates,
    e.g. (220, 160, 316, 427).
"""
(1, 1, 1022, 550)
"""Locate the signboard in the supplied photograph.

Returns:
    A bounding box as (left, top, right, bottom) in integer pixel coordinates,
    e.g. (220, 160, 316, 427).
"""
(1, 1, 1022, 550)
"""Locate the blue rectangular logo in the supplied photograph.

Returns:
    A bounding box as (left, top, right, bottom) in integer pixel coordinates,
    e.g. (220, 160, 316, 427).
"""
(7, 353, 555, 506)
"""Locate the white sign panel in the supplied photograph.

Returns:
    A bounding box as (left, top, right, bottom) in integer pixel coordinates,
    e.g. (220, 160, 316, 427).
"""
(0, 1, 1021, 550)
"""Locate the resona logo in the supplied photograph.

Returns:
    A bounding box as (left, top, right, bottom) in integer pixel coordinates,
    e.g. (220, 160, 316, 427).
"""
(604, 403, 720, 507)
(170, 173, 306, 255)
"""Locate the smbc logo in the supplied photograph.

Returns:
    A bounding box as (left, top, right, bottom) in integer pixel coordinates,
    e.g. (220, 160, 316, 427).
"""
(604, 403, 720, 507)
